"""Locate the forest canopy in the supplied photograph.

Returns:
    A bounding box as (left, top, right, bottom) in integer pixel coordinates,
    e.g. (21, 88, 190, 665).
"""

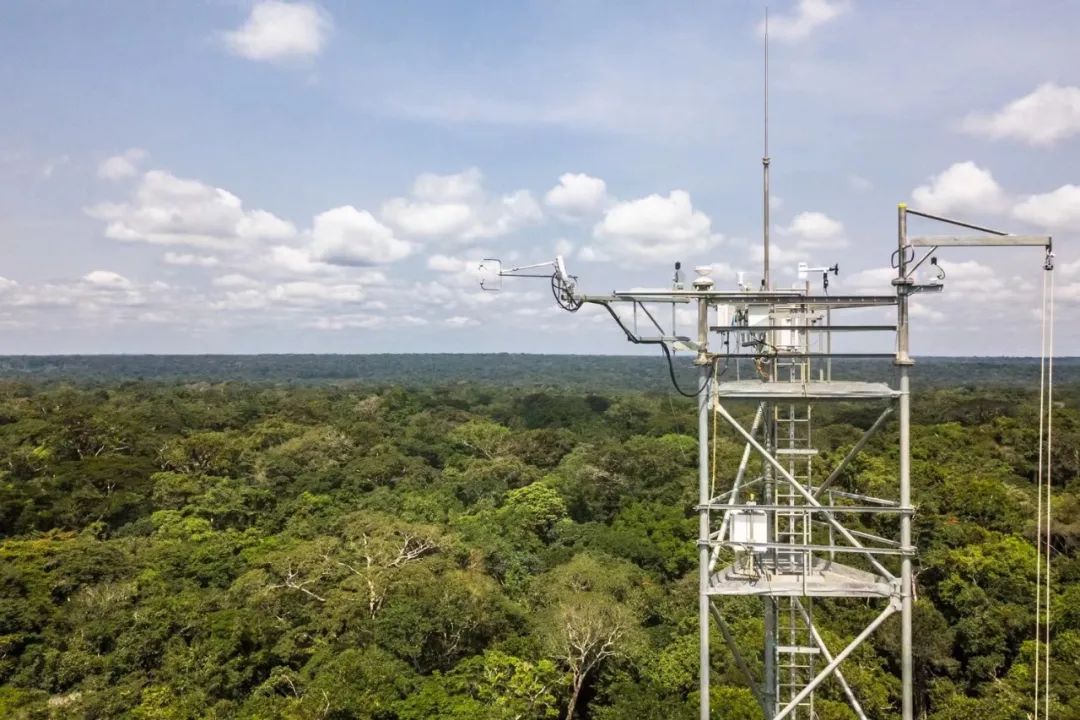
(0, 355, 1077, 719)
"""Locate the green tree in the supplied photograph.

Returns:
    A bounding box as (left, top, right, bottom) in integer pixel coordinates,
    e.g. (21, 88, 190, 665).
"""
(397, 650, 562, 720)
(533, 554, 647, 720)
(450, 420, 512, 460)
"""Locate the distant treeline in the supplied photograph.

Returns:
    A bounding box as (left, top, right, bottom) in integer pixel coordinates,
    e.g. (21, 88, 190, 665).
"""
(0, 354, 1078, 390)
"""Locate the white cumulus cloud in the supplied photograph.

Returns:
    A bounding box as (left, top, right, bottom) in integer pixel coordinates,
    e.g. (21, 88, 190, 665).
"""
(593, 190, 719, 264)
(544, 173, 609, 219)
(262, 245, 330, 276)
(760, 0, 849, 42)
(910, 162, 1007, 215)
(83, 270, 133, 289)
(7, 272, 169, 315)
(426, 254, 470, 273)
(962, 83, 1080, 147)
(381, 168, 541, 243)
(1012, 184, 1080, 232)
(413, 167, 485, 202)
(86, 170, 297, 249)
(382, 198, 474, 239)
(212, 274, 261, 288)
(425, 252, 490, 290)
(223, 1, 331, 62)
(778, 211, 846, 248)
(163, 252, 219, 267)
(310, 206, 412, 266)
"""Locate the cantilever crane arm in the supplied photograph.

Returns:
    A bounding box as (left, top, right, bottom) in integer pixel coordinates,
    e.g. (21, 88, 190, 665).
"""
(909, 234, 1051, 247)
(477, 255, 717, 397)
(901, 207, 1054, 280)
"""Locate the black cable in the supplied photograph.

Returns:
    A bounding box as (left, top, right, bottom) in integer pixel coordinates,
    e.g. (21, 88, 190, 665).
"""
(596, 301, 639, 342)
(890, 246, 915, 269)
(659, 341, 709, 398)
(596, 301, 708, 398)
(716, 332, 731, 379)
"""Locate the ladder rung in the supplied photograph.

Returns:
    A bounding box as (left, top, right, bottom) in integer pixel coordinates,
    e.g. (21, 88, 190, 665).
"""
(778, 645, 821, 655)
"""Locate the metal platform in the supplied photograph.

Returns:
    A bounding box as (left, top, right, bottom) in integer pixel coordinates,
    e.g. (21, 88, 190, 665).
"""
(606, 290, 898, 308)
(709, 557, 899, 599)
(713, 380, 900, 401)
(711, 324, 896, 332)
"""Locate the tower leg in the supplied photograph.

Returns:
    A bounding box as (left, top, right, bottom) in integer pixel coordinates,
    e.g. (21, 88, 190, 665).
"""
(764, 597, 777, 716)
(896, 203, 914, 720)
(900, 367, 913, 720)
(763, 405, 777, 717)
(698, 293, 712, 720)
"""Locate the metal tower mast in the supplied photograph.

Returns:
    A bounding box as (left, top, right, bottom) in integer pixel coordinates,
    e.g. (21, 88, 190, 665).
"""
(479, 210, 1052, 720)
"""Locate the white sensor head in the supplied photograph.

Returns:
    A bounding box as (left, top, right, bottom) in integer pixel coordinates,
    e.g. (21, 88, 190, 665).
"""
(555, 255, 569, 283)
(692, 264, 715, 289)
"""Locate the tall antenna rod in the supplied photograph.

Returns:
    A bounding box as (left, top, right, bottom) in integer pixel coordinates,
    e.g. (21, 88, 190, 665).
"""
(762, 6, 771, 290)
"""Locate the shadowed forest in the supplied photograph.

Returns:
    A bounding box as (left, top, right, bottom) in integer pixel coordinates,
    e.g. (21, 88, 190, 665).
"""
(0, 356, 1078, 719)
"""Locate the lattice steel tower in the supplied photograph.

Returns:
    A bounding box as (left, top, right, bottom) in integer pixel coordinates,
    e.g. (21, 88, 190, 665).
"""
(480, 205, 1053, 719)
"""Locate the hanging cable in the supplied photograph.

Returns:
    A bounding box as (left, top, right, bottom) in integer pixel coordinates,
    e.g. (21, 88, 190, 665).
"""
(1034, 254, 1056, 718)
(659, 342, 711, 398)
(1044, 261, 1055, 718)
(710, 388, 719, 501)
(1034, 263, 1047, 720)
(597, 301, 708, 397)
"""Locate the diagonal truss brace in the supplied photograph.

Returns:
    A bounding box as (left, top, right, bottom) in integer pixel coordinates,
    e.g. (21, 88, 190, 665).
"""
(708, 405, 894, 569)
(712, 402, 766, 572)
(773, 600, 899, 720)
(711, 401, 903, 582)
(711, 601, 768, 715)
(793, 598, 869, 720)
(812, 405, 894, 500)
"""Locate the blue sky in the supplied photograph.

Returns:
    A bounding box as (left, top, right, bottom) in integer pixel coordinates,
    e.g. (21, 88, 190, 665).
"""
(1, 0, 1077, 355)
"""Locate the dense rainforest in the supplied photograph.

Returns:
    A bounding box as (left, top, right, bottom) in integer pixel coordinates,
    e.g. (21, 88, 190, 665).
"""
(0, 356, 1078, 719)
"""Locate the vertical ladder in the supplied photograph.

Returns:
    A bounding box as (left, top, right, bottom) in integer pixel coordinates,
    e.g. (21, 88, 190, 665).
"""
(777, 598, 818, 719)
(771, 331, 819, 719)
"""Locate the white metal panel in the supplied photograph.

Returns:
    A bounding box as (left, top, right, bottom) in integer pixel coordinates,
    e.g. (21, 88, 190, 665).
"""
(730, 509, 768, 547)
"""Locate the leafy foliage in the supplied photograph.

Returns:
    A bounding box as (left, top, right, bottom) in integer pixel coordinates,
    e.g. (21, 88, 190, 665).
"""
(0, 373, 1076, 719)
